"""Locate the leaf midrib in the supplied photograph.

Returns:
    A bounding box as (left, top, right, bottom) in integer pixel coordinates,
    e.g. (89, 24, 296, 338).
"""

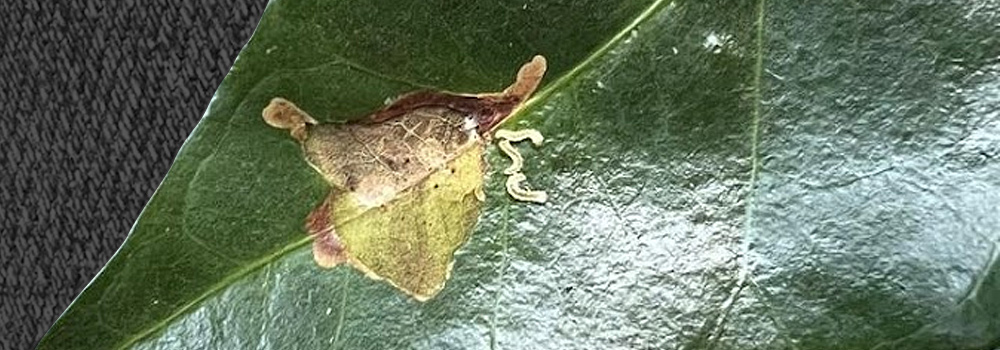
(115, 0, 676, 348)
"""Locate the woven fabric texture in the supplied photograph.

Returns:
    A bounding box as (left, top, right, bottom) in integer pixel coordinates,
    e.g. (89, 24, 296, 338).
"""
(0, 1, 266, 348)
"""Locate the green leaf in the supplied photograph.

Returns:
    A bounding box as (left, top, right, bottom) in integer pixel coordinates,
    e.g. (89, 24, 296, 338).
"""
(39, 0, 1000, 349)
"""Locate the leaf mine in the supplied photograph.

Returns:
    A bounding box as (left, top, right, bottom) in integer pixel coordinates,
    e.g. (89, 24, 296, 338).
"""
(261, 55, 547, 300)
(504, 173, 549, 204)
(495, 129, 545, 175)
(496, 129, 547, 203)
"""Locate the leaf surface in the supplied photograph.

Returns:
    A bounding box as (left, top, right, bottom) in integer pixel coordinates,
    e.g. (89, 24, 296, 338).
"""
(39, 0, 1000, 349)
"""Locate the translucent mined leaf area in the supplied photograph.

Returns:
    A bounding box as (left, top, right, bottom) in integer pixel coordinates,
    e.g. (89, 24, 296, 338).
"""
(330, 143, 486, 300)
(39, 0, 1000, 349)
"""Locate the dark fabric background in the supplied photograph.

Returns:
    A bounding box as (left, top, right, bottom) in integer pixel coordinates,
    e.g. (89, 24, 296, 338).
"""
(0, 1, 267, 348)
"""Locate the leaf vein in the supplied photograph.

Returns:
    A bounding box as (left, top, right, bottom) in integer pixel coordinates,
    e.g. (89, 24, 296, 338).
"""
(700, 0, 770, 345)
(515, 0, 670, 120)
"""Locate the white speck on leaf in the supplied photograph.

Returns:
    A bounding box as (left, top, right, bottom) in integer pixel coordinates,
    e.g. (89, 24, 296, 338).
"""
(703, 31, 732, 54)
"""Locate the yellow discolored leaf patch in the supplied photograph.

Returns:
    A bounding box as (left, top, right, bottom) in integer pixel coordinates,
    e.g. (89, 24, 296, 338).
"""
(328, 144, 484, 300)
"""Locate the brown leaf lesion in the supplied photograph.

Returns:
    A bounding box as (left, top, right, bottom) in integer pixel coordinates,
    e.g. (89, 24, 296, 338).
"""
(366, 55, 547, 134)
(261, 97, 317, 142)
(305, 194, 347, 268)
(260, 55, 547, 301)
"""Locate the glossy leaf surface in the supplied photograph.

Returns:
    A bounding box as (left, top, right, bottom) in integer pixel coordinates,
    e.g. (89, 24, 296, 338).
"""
(39, 0, 1000, 349)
